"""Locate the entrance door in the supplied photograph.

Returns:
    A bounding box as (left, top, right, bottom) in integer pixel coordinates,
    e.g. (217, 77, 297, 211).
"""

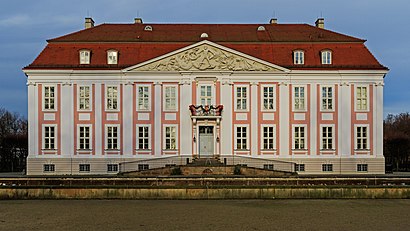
(199, 126, 214, 157)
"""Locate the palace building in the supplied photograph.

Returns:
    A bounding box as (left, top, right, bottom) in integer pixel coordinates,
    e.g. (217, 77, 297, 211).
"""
(23, 18, 388, 175)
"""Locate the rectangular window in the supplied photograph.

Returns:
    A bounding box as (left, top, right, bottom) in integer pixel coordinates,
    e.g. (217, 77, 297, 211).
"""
(263, 164, 274, 170)
(294, 126, 305, 150)
(321, 51, 332, 64)
(79, 164, 90, 172)
(165, 126, 176, 150)
(356, 86, 368, 110)
(137, 126, 149, 150)
(164, 86, 177, 111)
(294, 86, 305, 110)
(262, 126, 275, 150)
(357, 164, 368, 172)
(236, 126, 247, 150)
(200, 85, 212, 105)
(106, 126, 119, 150)
(79, 86, 90, 110)
(356, 126, 368, 150)
(107, 164, 119, 172)
(106, 86, 118, 110)
(236, 86, 247, 110)
(44, 86, 55, 110)
(137, 86, 150, 110)
(107, 50, 118, 64)
(321, 87, 333, 110)
(80, 50, 90, 64)
(44, 126, 55, 150)
(295, 164, 305, 172)
(321, 126, 333, 150)
(138, 164, 149, 171)
(322, 164, 333, 172)
(43, 164, 55, 172)
(78, 126, 91, 150)
(262, 86, 275, 110)
(294, 51, 304, 64)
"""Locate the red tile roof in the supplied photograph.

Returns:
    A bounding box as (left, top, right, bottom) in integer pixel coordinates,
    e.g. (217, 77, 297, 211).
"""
(25, 23, 387, 70)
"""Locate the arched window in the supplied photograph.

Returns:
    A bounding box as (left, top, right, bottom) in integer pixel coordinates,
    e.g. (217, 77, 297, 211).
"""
(321, 50, 332, 64)
(79, 50, 90, 64)
(293, 50, 304, 65)
(107, 50, 118, 65)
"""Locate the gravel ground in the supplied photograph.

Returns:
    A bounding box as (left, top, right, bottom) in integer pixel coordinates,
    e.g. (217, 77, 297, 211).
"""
(0, 199, 409, 231)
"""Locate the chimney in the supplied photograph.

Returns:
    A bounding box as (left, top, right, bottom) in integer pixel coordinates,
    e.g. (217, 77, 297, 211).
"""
(85, 17, 95, 29)
(270, 18, 277, 24)
(134, 18, 143, 24)
(315, 18, 324, 29)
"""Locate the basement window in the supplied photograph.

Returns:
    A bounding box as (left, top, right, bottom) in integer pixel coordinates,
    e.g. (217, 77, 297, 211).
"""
(138, 164, 149, 171)
(79, 164, 90, 172)
(43, 164, 55, 172)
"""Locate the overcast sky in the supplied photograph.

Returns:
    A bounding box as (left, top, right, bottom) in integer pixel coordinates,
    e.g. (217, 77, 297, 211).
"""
(1, 0, 409, 117)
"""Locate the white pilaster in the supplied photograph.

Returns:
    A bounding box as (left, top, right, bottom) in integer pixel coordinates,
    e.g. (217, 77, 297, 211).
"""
(27, 81, 37, 157)
(310, 84, 317, 156)
(179, 79, 192, 155)
(154, 82, 162, 157)
(221, 78, 232, 155)
(95, 84, 102, 156)
(339, 82, 351, 156)
(374, 82, 384, 157)
(250, 82, 258, 156)
(123, 82, 133, 156)
(279, 82, 290, 157)
(61, 83, 73, 157)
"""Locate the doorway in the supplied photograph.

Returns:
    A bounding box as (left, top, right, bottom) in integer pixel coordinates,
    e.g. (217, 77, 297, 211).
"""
(199, 126, 214, 157)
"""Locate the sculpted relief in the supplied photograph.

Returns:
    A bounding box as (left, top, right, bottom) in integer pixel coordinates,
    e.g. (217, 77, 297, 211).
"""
(135, 44, 276, 72)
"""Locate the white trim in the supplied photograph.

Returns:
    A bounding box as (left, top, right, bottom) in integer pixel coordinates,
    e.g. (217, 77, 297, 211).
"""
(77, 124, 93, 150)
(260, 124, 276, 150)
(234, 124, 250, 151)
(105, 85, 120, 111)
(319, 124, 335, 150)
(163, 84, 178, 111)
(104, 124, 120, 150)
(107, 49, 118, 65)
(42, 84, 57, 111)
(197, 83, 215, 105)
(77, 85, 92, 111)
(293, 50, 305, 65)
(292, 124, 307, 150)
(136, 124, 152, 150)
(292, 85, 307, 112)
(354, 84, 370, 112)
(136, 84, 152, 111)
(234, 84, 249, 112)
(260, 84, 276, 112)
(163, 125, 178, 150)
(319, 85, 335, 112)
(321, 50, 332, 65)
(79, 50, 90, 65)
(354, 124, 370, 151)
(42, 124, 57, 150)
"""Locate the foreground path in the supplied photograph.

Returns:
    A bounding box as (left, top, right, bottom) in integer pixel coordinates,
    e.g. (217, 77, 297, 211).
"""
(0, 200, 409, 231)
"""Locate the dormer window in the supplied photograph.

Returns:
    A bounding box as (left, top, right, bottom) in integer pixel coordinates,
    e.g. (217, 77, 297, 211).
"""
(79, 50, 90, 64)
(293, 50, 304, 65)
(107, 50, 118, 65)
(321, 50, 332, 64)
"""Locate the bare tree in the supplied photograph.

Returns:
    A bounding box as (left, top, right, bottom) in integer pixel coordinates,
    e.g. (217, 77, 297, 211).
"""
(384, 113, 410, 172)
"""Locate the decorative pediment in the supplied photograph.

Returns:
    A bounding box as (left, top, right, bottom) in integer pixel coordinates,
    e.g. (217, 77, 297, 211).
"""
(125, 41, 288, 72)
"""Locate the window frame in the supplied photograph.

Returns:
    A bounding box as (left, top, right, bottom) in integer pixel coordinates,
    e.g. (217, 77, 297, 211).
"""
(320, 85, 334, 111)
(234, 85, 249, 111)
(293, 50, 305, 65)
(355, 125, 369, 150)
(163, 125, 178, 150)
(107, 49, 118, 65)
(136, 124, 151, 150)
(357, 164, 368, 172)
(293, 125, 307, 150)
(197, 84, 215, 106)
(43, 164, 55, 172)
(77, 125, 92, 150)
(261, 85, 276, 111)
(107, 164, 119, 173)
(295, 164, 305, 172)
(105, 125, 120, 150)
(105, 85, 119, 111)
(79, 50, 90, 64)
(293, 85, 307, 111)
(355, 85, 369, 111)
(78, 85, 92, 111)
(261, 125, 276, 150)
(79, 164, 91, 173)
(320, 125, 334, 150)
(163, 85, 178, 111)
(42, 124, 57, 150)
(136, 85, 151, 111)
(322, 164, 333, 172)
(321, 50, 332, 65)
(43, 85, 57, 111)
(234, 125, 249, 151)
